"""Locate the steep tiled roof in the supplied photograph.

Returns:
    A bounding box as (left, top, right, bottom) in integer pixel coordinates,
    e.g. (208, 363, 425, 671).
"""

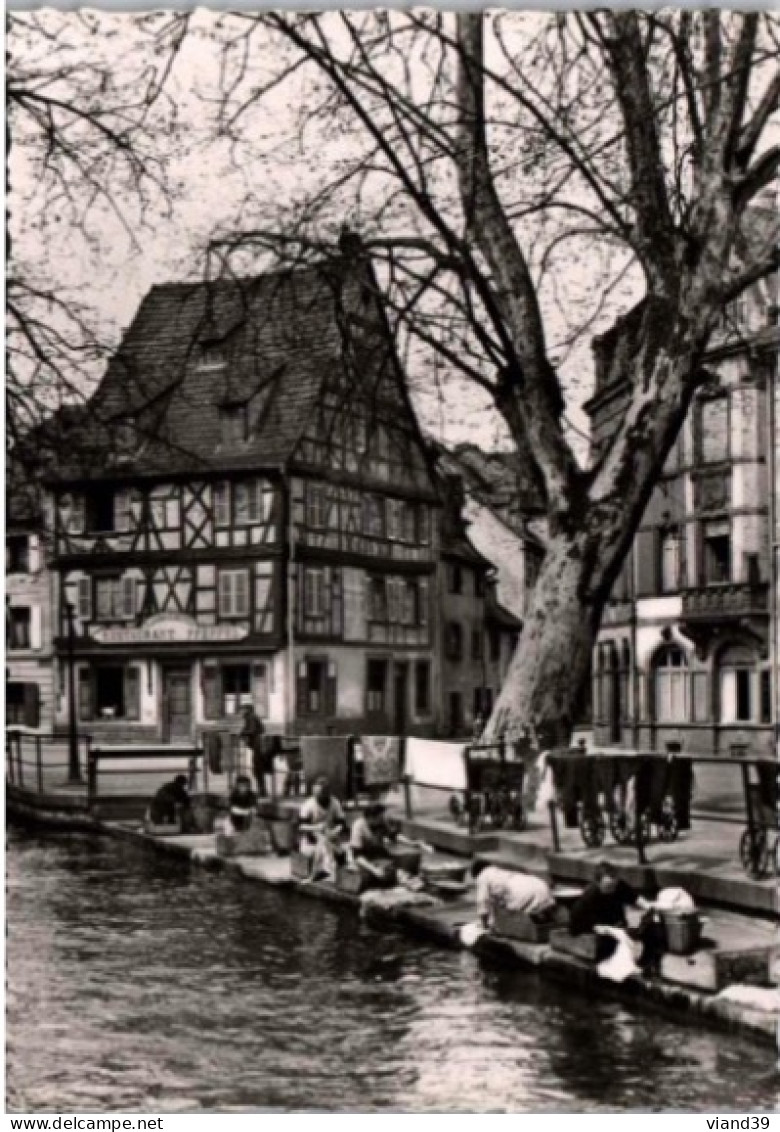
(53, 259, 387, 481)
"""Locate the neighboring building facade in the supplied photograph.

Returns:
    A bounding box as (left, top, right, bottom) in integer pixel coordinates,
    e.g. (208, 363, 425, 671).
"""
(436, 474, 521, 738)
(6, 498, 55, 731)
(588, 282, 779, 758)
(48, 260, 442, 742)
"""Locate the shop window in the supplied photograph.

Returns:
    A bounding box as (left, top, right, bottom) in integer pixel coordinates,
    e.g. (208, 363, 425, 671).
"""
(6, 535, 29, 574)
(701, 520, 731, 584)
(414, 660, 431, 714)
(366, 658, 388, 714)
(221, 664, 252, 717)
(303, 568, 326, 617)
(218, 569, 250, 618)
(94, 576, 136, 622)
(7, 607, 31, 650)
(81, 664, 140, 721)
(653, 646, 689, 723)
(445, 622, 463, 661)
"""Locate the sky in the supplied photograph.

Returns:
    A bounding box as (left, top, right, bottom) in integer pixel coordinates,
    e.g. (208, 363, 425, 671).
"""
(8, 10, 659, 460)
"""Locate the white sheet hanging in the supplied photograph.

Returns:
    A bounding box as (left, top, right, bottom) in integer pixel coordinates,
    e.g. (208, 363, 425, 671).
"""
(405, 738, 468, 791)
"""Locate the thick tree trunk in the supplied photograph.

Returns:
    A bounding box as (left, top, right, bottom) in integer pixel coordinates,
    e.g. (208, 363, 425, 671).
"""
(485, 531, 600, 748)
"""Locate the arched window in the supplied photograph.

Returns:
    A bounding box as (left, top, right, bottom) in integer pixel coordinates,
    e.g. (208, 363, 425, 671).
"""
(718, 644, 770, 724)
(653, 646, 689, 722)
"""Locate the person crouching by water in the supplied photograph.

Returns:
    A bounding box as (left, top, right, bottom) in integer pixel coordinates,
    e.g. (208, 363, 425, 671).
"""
(297, 776, 348, 882)
(569, 860, 663, 975)
(472, 860, 556, 930)
(149, 774, 195, 831)
(228, 774, 258, 833)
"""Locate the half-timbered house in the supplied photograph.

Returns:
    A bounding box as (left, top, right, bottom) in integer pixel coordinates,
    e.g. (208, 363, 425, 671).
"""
(49, 258, 440, 741)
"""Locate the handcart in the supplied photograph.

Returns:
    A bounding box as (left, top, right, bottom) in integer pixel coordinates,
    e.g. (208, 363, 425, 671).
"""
(739, 760, 778, 880)
(449, 744, 526, 834)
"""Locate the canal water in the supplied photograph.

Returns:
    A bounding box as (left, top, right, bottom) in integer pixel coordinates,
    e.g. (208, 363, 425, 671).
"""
(7, 828, 778, 1113)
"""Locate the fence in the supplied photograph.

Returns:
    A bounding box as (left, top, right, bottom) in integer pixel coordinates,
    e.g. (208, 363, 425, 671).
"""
(5, 728, 92, 795)
(87, 744, 207, 808)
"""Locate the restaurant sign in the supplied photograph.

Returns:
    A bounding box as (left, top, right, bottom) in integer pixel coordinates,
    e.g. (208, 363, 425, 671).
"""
(90, 614, 247, 645)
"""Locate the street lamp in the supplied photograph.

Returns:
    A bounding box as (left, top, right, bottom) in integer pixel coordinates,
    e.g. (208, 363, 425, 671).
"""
(65, 601, 82, 783)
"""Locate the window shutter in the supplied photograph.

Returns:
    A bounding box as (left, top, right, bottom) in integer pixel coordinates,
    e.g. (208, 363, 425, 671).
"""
(218, 572, 231, 617)
(418, 579, 429, 629)
(29, 606, 42, 651)
(24, 683, 40, 728)
(296, 661, 309, 717)
(77, 578, 92, 621)
(78, 668, 93, 721)
(121, 576, 136, 620)
(213, 483, 230, 527)
(203, 666, 222, 720)
(125, 667, 140, 720)
(325, 660, 338, 717)
(28, 535, 41, 574)
(236, 571, 249, 616)
(252, 663, 269, 718)
(634, 530, 657, 596)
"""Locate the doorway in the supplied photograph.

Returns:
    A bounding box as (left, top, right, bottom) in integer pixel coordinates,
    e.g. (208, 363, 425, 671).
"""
(393, 663, 408, 735)
(162, 666, 192, 741)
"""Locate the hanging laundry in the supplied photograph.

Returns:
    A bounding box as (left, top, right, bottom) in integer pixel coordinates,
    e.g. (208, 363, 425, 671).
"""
(360, 735, 403, 787)
(549, 753, 582, 828)
(300, 735, 351, 799)
(648, 757, 673, 823)
(405, 739, 468, 791)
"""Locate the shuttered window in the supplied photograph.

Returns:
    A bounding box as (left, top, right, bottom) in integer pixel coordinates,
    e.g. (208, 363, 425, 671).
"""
(234, 481, 262, 526)
(218, 570, 250, 618)
(296, 658, 336, 716)
(94, 577, 136, 621)
(303, 568, 326, 617)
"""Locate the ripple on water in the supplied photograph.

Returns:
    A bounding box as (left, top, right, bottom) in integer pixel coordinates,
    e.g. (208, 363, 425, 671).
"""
(6, 828, 779, 1113)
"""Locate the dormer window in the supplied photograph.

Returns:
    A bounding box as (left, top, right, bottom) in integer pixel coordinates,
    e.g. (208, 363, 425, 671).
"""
(220, 403, 248, 445)
(198, 343, 227, 371)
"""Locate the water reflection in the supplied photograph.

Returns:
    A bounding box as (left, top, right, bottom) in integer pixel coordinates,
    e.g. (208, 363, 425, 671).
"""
(7, 828, 778, 1113)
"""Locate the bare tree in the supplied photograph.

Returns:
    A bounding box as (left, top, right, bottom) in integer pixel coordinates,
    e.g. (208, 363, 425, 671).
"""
(7, 11, 189, 459)
(202, 10, 779, 743)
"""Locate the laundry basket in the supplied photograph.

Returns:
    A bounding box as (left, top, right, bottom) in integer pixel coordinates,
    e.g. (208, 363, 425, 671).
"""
(661, 910, 702, 955)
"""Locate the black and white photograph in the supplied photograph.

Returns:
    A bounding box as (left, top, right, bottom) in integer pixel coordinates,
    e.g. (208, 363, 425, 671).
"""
(6, 5, 780, 1115)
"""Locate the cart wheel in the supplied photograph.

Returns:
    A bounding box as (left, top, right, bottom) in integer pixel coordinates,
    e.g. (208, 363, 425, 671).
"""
(739, 827, 769, 878)
(656, 804, 679, 843)
(580, 812, 606, 848)
(609, 811, 632, 845)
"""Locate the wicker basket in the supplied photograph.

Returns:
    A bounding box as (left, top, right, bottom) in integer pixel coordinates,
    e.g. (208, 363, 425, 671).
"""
(493, 907, 553, 943)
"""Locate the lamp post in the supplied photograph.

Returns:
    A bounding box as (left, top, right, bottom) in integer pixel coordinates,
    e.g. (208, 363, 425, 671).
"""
(65, 601, 82, 784)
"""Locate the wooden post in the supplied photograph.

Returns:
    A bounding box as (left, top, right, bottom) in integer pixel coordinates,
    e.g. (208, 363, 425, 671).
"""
(402, 774, 413, 820)
(36, 734, 43, 794)
(87, 749, 98, 807)
(548, 800, 561, 853)
(741, 762, 757, 875)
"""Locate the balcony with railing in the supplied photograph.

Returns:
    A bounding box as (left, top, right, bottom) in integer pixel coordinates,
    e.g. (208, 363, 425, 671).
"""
(681, 582, 769, 622)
